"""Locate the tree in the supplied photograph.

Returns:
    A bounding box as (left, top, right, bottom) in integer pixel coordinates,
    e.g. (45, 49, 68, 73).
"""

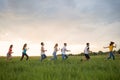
(98, 51, 104, 55)
(117, 49, 120, 54)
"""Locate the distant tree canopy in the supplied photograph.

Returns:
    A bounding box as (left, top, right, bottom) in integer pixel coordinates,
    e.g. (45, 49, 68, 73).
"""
(98, 51, 104, 54)
(117, 49, 120, 54)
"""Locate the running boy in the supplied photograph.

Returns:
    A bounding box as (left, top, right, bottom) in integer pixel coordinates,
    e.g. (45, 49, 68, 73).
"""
(40, 42, 47, 62)
(61, 43, 70, 60)
(84, 43, 90, 60)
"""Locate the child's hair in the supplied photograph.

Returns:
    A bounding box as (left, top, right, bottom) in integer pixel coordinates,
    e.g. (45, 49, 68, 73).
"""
(10, 45, 13, 48)
(41, 42, 44, 46)
(23, 43, 27, 50)
(54, 43, 58, 48)
(64, 43, 67, 46)
(110, 42, 114, 46)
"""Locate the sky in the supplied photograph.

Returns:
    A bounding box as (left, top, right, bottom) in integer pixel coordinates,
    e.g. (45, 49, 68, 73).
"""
(0, 0, 120, 56)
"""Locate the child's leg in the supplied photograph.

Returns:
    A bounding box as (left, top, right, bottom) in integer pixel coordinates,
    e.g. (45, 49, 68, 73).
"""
(43, 54, 47, 59)
(107, 52, 112, 59)
(62, 54, 64, 60)
(87, 54, 90, 60)
(85, 54, 88, 60)
(25, 54, 29, 60)
(51, 53, 54, 60)
(20, 54, 24, 61)
(65, 54, 68, 59)
(53, 52, 57, 60)
(9, 55, 12, 60)
(112, 54, 115, 60)
(54, 54, 57, 60)
(41, 54, 47, 61)
(111, 52, 115, 60)
(40, 54, 44, 61)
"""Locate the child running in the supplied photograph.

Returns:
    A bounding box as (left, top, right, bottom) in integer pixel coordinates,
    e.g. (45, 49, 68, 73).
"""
(7, 44, 13, 61)
(81, 43, 90, 61)
(84, 43, 90, 61)
(20, 43, 29, 61)
(61, 43, 70, 60)
(40, 42, 47, 62)
(51, 43, 60, 60)
(104, 41, 116, 60)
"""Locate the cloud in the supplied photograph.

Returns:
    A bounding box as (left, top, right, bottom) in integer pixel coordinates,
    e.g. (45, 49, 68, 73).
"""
(1, 0, 120, 22)
(0, 0, 120, 47)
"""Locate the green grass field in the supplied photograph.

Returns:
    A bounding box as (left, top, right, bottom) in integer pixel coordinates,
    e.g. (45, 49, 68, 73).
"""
(0, 55, 120, 80)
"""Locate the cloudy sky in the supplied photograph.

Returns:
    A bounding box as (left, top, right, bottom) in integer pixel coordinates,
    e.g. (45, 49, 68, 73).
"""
(0, 0, 120, 56)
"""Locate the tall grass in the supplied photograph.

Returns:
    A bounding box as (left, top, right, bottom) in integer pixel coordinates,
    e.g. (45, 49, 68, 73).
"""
(0, 55, 120, 80)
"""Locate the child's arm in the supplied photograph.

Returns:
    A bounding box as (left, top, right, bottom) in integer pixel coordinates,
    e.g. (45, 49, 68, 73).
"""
(103, 46, 109, 48)
(44, 50, 47, 52)
(66, 49, 71, 52)
(27, 48, 29, 50)
(61, 48, 63, 52)
(43, 47, 47, 52)
(114, 44, 117, 48)
(68, 50, 71, 52)
(57, 48, 60, 51)
(25, 48, 29, 51)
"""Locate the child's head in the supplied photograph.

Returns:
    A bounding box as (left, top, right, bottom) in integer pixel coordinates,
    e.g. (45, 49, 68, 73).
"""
(10, 44, 13, 48)
(23, 43, 27, 49)
(86, 43, 89, 46)
(41, 42, 44, 46)
(64, 43, 67, 46)
(24, 43, 27, 47)
(110, 41, 114, 46)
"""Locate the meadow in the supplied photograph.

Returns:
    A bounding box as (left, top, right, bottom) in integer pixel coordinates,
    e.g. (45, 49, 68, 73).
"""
(0, 54, 120, 80)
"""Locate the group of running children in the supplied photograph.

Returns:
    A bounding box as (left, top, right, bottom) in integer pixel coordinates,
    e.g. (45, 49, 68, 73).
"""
(6, 41, 116, 61)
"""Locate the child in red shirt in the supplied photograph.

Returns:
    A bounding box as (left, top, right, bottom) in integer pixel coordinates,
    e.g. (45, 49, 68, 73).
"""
(7, 45, 13, 61)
